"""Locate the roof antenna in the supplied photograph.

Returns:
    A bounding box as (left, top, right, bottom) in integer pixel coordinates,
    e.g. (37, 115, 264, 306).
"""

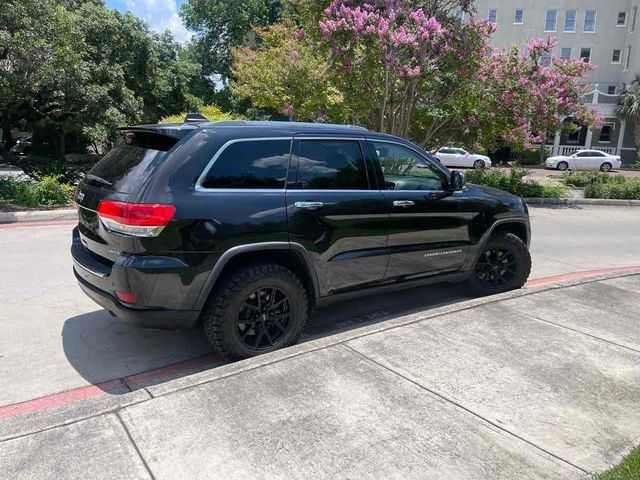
(184, 113, 209, 123)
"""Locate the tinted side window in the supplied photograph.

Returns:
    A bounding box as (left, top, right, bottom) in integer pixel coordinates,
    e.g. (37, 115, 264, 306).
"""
(202, 140, 291, 189)
(296, 140, 368, 190)
(370, 141, 447, 191)
(576, 152, 591, 157)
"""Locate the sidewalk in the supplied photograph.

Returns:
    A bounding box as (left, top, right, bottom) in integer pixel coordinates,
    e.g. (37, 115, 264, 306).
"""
(2, 272, 640, 479)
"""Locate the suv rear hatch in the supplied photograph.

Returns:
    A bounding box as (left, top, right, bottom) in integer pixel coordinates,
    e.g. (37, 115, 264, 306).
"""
(74, 126, 193, 262)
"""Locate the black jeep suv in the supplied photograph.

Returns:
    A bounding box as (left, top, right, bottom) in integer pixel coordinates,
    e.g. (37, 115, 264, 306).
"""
(72, 121, 531, 359)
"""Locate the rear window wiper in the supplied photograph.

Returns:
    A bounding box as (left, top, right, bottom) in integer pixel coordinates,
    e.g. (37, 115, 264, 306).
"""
(85, 174, 113, 186)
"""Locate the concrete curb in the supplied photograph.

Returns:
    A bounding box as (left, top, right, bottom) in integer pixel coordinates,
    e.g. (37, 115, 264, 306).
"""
(525, 197, 640, 207)
(3, 268, 639, 442)
(0, 208, 77, 224)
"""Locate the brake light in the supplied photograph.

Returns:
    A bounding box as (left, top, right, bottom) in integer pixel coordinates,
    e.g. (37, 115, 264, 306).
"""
(97, 201, 176, 237)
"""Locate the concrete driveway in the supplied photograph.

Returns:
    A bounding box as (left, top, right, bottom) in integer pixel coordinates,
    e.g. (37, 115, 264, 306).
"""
(2, 272, 640, 479)
(0, 205, 639, 411)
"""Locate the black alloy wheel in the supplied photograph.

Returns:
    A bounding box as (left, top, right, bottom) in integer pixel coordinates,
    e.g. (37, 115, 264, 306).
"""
(474, 248, 517, 288)
(237, 287, 291, 351)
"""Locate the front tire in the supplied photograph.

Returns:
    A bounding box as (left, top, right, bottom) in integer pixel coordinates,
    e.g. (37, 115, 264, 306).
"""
(600, 162, 612, 172)
(473, 159, 486, 169)
(557, 161, 569, 171)
(202, 263, 309, 359)
(468, 232, 531, 296)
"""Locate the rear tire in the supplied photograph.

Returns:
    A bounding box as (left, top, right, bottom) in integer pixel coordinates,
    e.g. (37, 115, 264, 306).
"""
(557, 161, 569, 171)
(202, 263, 309, 359)
(467, 232, 531, 296)
(600, 162, 612, 172)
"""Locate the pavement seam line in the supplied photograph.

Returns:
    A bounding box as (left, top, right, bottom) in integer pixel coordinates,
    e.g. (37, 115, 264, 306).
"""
(339, 343, 589, 475)
(116, 411, 156, 480)
(520, 312, 640, 354)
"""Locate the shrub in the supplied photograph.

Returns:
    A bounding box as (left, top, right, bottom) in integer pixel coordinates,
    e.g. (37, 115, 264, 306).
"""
(0, 175, 73, 207)
(584, 176, 640, 199)
(512, 147, 550, 166)
(464, 166, 567, 198)
(160, 105, 234, 124)
(17, 155, 87, 184)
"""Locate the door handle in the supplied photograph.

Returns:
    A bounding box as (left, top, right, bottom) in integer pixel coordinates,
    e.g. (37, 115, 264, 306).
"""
(392, 200, 415, 207)
(294, 201, 324, 209)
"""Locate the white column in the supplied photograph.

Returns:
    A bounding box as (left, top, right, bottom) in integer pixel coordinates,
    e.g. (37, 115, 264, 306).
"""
(617, 119, 627, 155)
(552, 131, 561, 156)
(585, 129, 594, 149)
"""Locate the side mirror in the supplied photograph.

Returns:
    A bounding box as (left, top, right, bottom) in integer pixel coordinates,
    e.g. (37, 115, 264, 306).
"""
(450, 170, 466, 191)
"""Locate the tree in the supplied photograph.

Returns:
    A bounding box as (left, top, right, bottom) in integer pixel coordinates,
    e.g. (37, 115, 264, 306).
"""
(617, 76, 640, 156)
(231, 21, 343, 121)
(181, 0, 284, 80)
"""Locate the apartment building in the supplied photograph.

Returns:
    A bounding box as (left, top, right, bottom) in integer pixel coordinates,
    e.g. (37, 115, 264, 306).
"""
(473, 1, 640, 163)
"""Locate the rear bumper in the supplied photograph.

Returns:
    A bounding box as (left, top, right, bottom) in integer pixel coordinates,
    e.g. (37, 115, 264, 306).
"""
(74, 270, 200, 329)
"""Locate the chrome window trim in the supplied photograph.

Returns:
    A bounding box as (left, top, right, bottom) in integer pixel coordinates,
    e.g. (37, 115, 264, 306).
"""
(195, 137, 294, 192)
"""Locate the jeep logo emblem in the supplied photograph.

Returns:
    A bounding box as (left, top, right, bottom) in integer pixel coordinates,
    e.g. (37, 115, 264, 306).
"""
(76, 191, 85, 202)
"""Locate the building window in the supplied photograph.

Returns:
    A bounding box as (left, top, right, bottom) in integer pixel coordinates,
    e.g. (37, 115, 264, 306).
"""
(599, 124, 614, 143)
(632, 7, 638, 32)
(541, 52, 552, 67)
(488, 9, 497, 23)
(456, 10, 466, 23)
(560, 47, 572, 60)
(618, 11, 627, 26)
(545, 10, 557, 31)
(514, 9, 524, 24)
(584, 10, 597, 32)
(607, 85, 617, 94)
(612, 49, 622, 63)
(625, 45, 632, 70)
(567, 127, 581, 144)
(580, 48, 592, 62)
(564, 10, 577, 32)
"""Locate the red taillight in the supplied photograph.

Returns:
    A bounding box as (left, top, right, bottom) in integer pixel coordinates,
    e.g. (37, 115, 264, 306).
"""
(97, 201, 176, 237)
(115, 290, 137, 304)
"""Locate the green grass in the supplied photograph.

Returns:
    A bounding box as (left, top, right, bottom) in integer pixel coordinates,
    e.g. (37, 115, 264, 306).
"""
(597, 446, 640, 479)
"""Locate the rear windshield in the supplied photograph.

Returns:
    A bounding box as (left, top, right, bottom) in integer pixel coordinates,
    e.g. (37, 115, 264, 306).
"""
(84, 131, 178, 193)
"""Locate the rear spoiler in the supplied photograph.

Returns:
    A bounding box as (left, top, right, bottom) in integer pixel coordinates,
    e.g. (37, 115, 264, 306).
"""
(117, 125, 197, 140)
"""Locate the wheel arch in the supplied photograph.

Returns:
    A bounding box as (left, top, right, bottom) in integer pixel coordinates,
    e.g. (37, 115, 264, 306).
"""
(464, 218, 530, 270)
(194, 242, 320, 313)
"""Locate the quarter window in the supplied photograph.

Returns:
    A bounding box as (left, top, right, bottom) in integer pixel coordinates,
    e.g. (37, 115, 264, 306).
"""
(370, 141, 447, 191)
(564, 10, 577, 32)
(296, 140, 368, 190)
(545, 10, 557, 31)
(201, 140, 291, 189)
(584, 10, 597, 32)
(514, 9, 524, 24)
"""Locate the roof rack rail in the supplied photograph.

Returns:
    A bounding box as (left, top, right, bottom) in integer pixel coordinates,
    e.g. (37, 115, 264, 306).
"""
(208, 120, 369, 131)
(184, 113, 209, 123)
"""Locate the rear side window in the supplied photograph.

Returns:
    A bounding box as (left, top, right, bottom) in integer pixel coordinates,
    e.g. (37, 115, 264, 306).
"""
(201, 140, 291, 189)
(296, 140, 368, 190)
(86, 132, 178, 193)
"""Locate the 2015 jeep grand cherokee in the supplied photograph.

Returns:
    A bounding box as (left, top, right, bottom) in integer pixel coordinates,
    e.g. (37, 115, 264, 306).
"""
(72, 121, 531, 359)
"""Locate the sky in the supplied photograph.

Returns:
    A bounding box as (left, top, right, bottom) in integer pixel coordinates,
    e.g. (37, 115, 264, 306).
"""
(105, 0, 192, 42)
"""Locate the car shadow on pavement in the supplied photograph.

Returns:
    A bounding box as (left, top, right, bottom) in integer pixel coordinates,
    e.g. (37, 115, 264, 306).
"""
(62, 283, 470, 394)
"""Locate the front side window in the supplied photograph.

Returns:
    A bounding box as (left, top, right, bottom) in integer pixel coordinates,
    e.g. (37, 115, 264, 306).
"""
(201, 140, 291, 189)
(618, 11, 627, 26)
(584, 10, 597, 32)
(545, 10, 557, 31)
(296, 140, 368, 190)
(564, 10, 577, 32)
(488, 9, 497, 23)
(580, 47, 591, 62)
(370, 141, 447, 191)
(514, 9, 524, 24)
(560, 47, 572, 60)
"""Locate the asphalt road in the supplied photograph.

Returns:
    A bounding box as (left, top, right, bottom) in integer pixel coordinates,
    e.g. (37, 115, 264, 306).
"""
(1, 205, 639, 409)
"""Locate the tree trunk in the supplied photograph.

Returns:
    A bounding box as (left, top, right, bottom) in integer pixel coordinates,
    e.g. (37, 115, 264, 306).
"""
(634, 120, 640, 160)
(539, 131, 547, 163)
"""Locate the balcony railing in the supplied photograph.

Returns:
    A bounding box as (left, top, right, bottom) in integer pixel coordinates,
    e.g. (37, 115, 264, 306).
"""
(560, 145, 617, 156)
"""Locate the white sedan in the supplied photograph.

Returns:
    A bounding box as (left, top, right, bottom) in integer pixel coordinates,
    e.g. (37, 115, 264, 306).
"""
(435, 147, 492, 169)
(545, 150, 622, 172)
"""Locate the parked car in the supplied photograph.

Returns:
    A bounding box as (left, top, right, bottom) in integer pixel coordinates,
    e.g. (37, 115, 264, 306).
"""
(10, 136, 33, 158)
(435, 147, 492, 169)
(71, 120, 531, 359)
(545, 150, 622, 172)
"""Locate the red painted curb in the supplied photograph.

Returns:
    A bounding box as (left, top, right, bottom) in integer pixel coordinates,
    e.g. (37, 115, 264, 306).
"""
(2, 265, 640, 420)
(0, 220, 77, 229)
